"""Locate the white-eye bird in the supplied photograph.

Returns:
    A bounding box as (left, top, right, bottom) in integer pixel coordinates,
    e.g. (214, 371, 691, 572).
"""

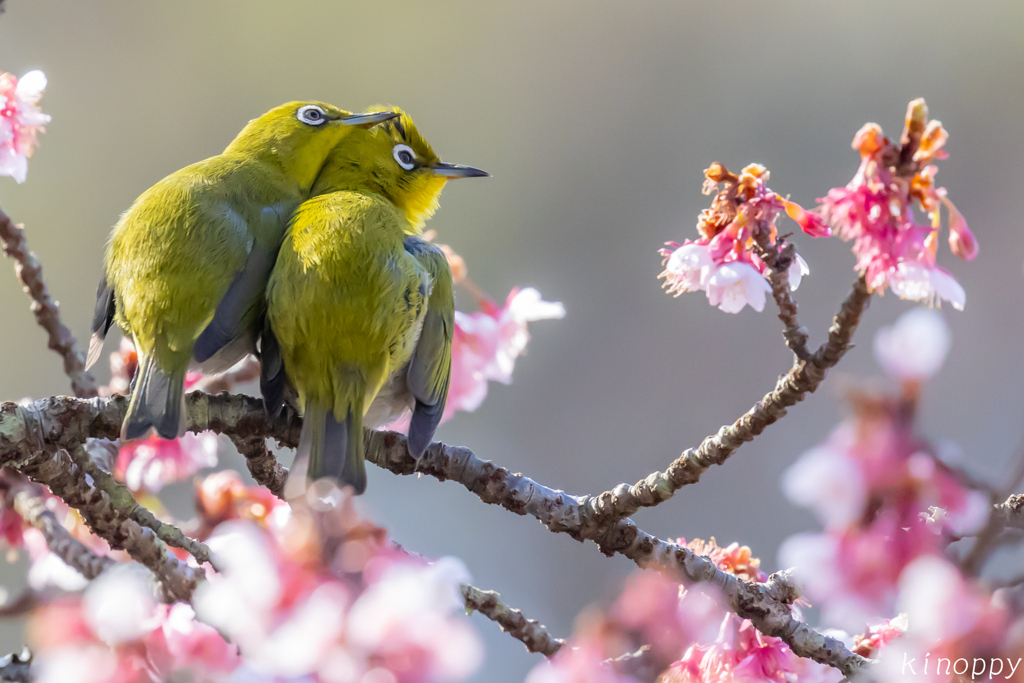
(261, 107, 488, 495)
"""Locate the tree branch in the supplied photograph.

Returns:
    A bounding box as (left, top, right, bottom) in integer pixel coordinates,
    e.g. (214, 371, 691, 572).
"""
(366, 433, 871, 679)
(229, 434, 288, 498)
(70, 448, 215, 567)
(0, 391, 872, 678)
(461, 584, 565, 657)
(10, 481, 115, 580)
(0, 208, 97, 399)
(16, 445, 202, 602)
(575, 275, 870, 527)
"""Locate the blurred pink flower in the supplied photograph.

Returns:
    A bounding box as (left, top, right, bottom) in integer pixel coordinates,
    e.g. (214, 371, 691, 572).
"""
(852, 613, 907, 658)
(195, 470, 286, 531)
(0, 69, 50, 183)
(610, 572, 722, 663)
(780, 381, 989, 629)
(30, 565, 238, 683)
(873, 307, 951, 382)
(818, 101, 975, 307)
(526, 639, 640, 683)
(115, 432, 219, 492)
(875, 557, 1010, 683)
(194, 518, 482, 683)
(659, 163, 818, 314)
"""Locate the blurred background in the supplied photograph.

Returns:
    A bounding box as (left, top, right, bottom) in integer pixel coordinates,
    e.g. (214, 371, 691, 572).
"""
(1, 1, 1023, 679)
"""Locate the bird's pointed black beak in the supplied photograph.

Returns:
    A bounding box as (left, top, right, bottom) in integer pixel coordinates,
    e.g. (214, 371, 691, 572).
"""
(339, 110, 401, 128)
(430, 161, 491, 179)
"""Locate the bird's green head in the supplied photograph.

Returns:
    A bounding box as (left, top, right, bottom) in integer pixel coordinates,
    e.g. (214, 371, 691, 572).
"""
(312, 106, 489, 231)
(224, 101, 400, 192)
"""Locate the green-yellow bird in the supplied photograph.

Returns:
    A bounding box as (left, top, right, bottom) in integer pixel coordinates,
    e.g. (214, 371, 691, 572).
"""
(88, 101, 399, 441)
(261, 107, 488, 495)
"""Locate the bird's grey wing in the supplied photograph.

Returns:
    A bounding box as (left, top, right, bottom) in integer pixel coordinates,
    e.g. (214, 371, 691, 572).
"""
(193, 205, 284, 369)
(258, 308, 287, 419)
(86, 275, 117, 370)
(403, 237, 454, 459)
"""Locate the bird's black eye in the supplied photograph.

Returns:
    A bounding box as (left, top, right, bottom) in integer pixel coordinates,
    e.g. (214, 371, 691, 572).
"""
(297, 105, 327, 126)
(393, 143, 416, 170)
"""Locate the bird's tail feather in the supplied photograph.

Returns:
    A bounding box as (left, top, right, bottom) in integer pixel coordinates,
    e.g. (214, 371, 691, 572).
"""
(290, 399, 367, 497)
(122, 351, 186, 441)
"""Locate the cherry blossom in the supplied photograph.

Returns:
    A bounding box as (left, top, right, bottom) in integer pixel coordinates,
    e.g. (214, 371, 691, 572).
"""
(389, 286, 564, 430)
(780, 312, 988, 629)
(659, 162, 823, 313)
(819, 99, 974, 309)
(525, 639, 640, 683)
(0, 69, 50, 183)
(875, 557, 1011, 683)
(194, 513, 483, 683)
(873, 307, 951, 382)
(115, 432, 220, 493)
(30, 565, 238, 683)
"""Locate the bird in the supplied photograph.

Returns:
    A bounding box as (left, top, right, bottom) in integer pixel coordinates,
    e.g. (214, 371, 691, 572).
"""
(88, 101, 400, 442)
(260, 106, 489, 495)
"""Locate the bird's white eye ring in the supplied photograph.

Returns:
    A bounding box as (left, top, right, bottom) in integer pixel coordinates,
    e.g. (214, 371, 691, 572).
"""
(393, 143, 416, 170)
(297, 105, 327, 126)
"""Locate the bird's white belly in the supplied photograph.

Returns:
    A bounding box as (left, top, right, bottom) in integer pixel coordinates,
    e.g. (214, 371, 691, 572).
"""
(365, 363, 414, 428)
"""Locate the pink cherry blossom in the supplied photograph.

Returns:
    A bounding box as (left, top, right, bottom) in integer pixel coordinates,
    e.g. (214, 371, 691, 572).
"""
(29, 565, 239, 683)
(875, 557, 1010, 683)
(660, 613, 843, 683)
(115, 432, 219, 492)
(659, 162, 821, 314)
(852, 614, 907, 658)
(0, 70, 50, 183)
(780, 379, 989, 629)
(609, 571, 722, 663)
(705, 260, 773, 313)
(525, 639, 640, 683)
(873, 307, 951, 382)
(391, 286, 563, 430)
(193, 515, 483, 683)
(818, 100, 975, 307)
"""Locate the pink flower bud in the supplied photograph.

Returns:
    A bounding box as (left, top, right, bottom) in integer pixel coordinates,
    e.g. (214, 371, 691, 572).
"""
(941, 195, 978, 260)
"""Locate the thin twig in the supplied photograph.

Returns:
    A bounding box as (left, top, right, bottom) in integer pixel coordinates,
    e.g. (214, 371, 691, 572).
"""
(72, 449, 216, 567)
(576, 276, 870, 526)
(11, 481, 115, 580)
(461, 584, 565, 657)
(0, 207, 98, 399)
(0, 590, 41, 619)
(962, 495, 1024, 576)
(752, 230, 810, 360)
(229, 435, 288, 499)
(604, 646, 657, 682)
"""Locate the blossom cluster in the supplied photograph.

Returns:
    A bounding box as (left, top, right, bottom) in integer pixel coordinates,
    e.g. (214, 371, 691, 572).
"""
(445, 287, 565, 422)
(0, 70, 49, 183)
(659, 162, 824, 313)
(527, 539, 847, 683)
(778, 307, 1024, 681)
(22, 476, 484, 683)
(779, 308, 987, 628)
(819, 99, 976, 308)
